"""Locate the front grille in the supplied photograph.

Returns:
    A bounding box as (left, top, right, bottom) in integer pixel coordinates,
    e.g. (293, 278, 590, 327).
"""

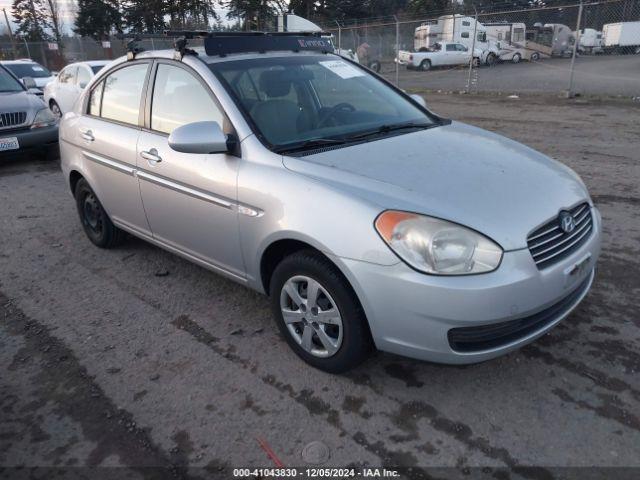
(448, 272, 592, 353)
(527, 203, 593, 269)
(0, 111, 27, 129)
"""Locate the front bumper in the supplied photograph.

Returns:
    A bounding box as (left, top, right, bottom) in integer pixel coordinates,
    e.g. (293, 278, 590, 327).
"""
(337, 207, 602, 364)
(0, 124, 58, 157)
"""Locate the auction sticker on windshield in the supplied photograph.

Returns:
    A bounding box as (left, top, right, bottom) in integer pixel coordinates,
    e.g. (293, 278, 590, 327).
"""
(0, 137, 20, 152)
(319, 60, 365, 79)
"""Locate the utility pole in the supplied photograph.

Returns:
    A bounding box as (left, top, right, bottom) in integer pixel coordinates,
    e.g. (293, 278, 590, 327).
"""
(3, 8, 18, 59)
(466, 6, 478, 94)
(567, 0, 584, 97)
(394, 15, 399, 87)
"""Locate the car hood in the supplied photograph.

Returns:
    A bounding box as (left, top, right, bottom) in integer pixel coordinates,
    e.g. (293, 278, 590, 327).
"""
(0, 90, 44, 112)
(282, 121, 590, 251)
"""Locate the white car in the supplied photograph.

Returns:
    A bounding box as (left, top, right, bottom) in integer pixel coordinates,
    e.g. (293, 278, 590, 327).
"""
(44, 61, 110, 117)
(1, 59, 55, 93)
(398, 42, 481, 71)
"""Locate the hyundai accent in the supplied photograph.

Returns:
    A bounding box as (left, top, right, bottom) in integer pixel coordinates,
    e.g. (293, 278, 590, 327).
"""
(59, 33, 601, 372)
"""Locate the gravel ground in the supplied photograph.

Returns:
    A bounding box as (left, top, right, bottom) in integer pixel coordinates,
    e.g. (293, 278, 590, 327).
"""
(380, 55, 640, 98)
(1, 93, 639, 479)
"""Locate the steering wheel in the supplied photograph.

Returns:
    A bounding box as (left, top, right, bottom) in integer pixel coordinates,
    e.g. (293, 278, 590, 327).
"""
(317, 102, 356, 128)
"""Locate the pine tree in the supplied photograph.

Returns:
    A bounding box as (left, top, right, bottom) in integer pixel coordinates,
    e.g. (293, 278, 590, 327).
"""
(122, 0, 166, 33)
(11, 0, 52, 41)
(74, 0, 122, 40)
(167, 0, 217, 29)
(224, 0, 286, 30)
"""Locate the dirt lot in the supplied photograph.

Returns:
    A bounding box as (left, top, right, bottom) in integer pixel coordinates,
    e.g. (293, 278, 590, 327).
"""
(381, 55, 640, 98)
(1, 93, 639, 479)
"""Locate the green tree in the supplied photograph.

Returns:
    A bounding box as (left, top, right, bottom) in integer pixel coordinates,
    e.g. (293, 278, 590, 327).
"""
(123, 0, 166, 33)
(167, 0, 218, 29)
(224, 0, 286, 30)
(74, 0, 122, 40)
(406, 0, 452, 16)
(11, 0, 51, 41)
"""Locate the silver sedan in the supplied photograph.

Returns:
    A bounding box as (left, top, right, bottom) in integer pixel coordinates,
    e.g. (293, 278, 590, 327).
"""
(59, 44, 600, 372)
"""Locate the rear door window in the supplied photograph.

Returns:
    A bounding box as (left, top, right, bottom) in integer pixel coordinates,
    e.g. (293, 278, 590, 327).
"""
(100, 63, 148, 126)
(59, 66, 77, 84)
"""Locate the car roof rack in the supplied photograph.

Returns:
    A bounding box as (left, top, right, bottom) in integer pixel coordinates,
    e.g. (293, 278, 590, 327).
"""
(163, 30, 335, 57)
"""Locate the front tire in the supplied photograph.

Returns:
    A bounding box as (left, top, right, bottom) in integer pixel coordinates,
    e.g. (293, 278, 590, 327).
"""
(485, 53, 497, 66)
(74, 178, 125, 248)
(512, 53, 521, 64)
(270, 250, 372, 373)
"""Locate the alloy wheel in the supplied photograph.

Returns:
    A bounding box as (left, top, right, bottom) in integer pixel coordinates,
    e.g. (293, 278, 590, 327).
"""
(280, 275, 343, 358)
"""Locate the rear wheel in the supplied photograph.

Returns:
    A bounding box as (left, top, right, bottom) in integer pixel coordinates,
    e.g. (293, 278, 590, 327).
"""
(74, 178, 125, 248)
(485, 53, 497, 66)
(530, 52, 540, 61)
(419, 59, 431, 71)
(512, 53, 522, 64)
(270, 250, 372, 373)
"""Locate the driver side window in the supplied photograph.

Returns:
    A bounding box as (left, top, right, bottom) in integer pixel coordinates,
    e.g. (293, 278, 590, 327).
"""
(150, 64, 224, 135)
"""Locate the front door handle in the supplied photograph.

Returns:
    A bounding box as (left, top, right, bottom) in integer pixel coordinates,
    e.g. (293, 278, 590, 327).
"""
(80, 129, 94, 142)
(140, 148, 162, 165)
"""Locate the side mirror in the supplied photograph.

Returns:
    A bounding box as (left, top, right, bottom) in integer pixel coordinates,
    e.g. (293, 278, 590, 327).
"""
(168, 121, 229, 154)
(410, 94, 427, 108)
(22, 77, 37, 89)
(79, 81, 88, 89)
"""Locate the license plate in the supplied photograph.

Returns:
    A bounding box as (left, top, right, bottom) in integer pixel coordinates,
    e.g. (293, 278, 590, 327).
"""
(0, 136, 20, 152)
(564, 253, 592, 289)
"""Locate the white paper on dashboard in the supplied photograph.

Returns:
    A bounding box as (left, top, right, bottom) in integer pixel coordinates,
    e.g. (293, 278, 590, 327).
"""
(319, 60, 365, 79)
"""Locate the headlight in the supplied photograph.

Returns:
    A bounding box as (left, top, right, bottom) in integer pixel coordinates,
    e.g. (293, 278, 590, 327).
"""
(31, 108, 57, 129)
(375, 210, 503, 275)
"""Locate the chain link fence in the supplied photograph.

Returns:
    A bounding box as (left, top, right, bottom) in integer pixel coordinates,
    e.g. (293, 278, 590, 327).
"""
(322, 0, 640, 98)
(0, 0, 638, 97)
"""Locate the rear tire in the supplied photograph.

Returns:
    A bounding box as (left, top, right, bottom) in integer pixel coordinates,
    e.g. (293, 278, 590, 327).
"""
(530, 52, 540, 61)
(74, 178, 125, 248)
(512, 53, 521, 64)
(485, 53, 497, 66)
(420, 59, 431, 71)
(270, 250, 372, 373)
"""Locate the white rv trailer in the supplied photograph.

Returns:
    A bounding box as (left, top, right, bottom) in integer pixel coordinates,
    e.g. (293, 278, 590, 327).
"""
(602, 21, 640, 54)
(413, 15, 499, 65)
(484, 22, 548, 62)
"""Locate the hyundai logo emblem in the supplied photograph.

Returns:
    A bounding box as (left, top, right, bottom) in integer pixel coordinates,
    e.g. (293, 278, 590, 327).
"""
(558, 211, 576, 233)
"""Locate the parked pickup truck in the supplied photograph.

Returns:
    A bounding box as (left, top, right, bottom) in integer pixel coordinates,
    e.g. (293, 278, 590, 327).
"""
(397, 42, 481, 71)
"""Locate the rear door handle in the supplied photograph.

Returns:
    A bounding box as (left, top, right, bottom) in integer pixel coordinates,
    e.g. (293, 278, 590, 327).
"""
(140, 148, 162, 164)
(80, 129, 94, 142)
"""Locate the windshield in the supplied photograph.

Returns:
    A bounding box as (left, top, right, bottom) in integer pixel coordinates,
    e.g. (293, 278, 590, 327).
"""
(210, 55, 437, 151)
(91, 65, 105, 74)
(5, 63, 52, 79)
(0, 67, 24, 92)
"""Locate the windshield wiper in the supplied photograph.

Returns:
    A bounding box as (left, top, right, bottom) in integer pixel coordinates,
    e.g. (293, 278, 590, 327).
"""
(274, 137, 347, 154)
(343, 122, 433, 141)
